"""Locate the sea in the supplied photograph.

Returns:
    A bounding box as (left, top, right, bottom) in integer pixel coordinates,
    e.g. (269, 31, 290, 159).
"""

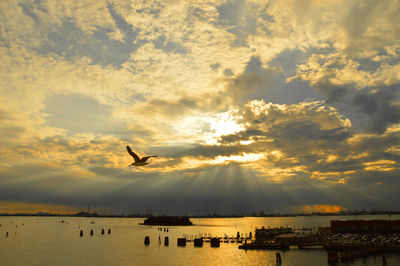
(1, 215, 400, 265)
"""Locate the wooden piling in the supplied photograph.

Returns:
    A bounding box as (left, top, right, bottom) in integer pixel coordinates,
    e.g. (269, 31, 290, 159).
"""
(194, 238, 203, 247)
(80, 230, 83, 237)
(164, 236, 169, 246)
(276, 252, 282, 264)
(177, 238, 186, 247)
(382, 255, 388, 266)
(144, 236, 150, 245)
(211, 238, 220, 248)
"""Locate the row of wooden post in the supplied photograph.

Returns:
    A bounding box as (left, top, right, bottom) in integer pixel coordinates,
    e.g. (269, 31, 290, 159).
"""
(80, 228, 111, 236)
(145, 237, 223, 247)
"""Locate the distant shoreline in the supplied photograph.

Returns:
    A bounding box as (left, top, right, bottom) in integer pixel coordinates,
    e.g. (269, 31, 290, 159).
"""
(1, 211, 399, 218)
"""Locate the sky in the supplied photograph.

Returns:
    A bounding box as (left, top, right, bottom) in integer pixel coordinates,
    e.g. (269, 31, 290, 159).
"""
(0, 0, 399, 215)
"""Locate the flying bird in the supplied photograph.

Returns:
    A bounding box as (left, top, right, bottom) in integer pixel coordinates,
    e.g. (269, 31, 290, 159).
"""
(126, 145, 157, 166)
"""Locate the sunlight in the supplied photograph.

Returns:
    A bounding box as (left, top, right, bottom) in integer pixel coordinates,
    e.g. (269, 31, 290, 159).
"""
(211, 153, 264, 164)
(174, 110, 245, 145)
(209, 110, 244, 137)
(180, 153, 264, 169)
(364, 160, 397, 172)
(294, 204, 345, 214)
(310, 171, 354, 183)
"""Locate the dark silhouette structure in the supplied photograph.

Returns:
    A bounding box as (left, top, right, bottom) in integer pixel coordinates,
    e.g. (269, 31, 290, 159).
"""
(126, 145, 157, 166)
(141, 216, 193, 226)
(331, 219, 400, 233)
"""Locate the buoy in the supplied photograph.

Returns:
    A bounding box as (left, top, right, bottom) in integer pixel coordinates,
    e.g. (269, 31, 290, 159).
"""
(236, 232, 240, 239)
(144, 236, 150, 245)
(108, 228, 111, 234)
(80, 230, 83, 237)
(177, 238, 186, 247)
(276, 252, 282, 264)
(101, 229, 105, 235)
(158, 236, 161, 245)
(90, 229, 93, 236)
(164, 236, 169, 246)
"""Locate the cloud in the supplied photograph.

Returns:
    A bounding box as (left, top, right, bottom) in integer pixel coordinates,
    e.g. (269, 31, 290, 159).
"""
(226, 56, 281, 102)
(153, 33, 189, 54)
(215, 0, 261, 46)
(34, 3, 142, 67)
(44, 93, 129, 137)
(290, 51, 400, 134)
(1, 159, 398, 214)
(212, 100, 399, 188)
(353, 86, 400, 134)
(0, 0, 399, 214)
(210, 63, 221, 71)
(223, 68, 234, 76)
(335, 0, 400, 57)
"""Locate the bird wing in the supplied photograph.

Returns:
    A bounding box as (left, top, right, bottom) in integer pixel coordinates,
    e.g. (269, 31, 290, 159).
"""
(126, 146, 141, 162)
(141, 155, 157, 162)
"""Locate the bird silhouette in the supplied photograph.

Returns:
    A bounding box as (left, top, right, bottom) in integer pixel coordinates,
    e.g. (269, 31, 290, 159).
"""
(126, 145, 157, 166)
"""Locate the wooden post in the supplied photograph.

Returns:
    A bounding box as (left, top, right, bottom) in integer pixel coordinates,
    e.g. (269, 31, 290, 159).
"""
(177, 238, 186, 246)
(276, 252, 282, 264)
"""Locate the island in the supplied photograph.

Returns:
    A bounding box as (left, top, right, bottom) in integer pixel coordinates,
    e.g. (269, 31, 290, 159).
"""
(141, 216, 193, 226)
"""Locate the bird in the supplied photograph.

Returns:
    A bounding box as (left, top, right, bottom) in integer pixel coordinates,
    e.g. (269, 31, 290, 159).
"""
(126, 145, 157, 166)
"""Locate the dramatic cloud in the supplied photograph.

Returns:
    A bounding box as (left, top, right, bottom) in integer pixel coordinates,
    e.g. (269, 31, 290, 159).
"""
(0, 0, 399, 214)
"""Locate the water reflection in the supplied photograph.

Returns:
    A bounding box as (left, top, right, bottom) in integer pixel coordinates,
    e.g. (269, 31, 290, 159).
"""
(0, 216, 399, 265)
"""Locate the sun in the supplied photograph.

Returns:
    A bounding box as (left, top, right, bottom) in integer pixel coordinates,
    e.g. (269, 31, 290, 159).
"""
(174, 109, 244, 145)
(210, 111, 243, 136)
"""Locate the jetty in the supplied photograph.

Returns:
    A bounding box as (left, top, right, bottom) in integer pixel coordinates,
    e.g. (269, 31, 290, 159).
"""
(238, 226, 318, 250)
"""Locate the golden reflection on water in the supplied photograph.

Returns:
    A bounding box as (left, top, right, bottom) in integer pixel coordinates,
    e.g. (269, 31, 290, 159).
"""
(1, 216, 400, 265)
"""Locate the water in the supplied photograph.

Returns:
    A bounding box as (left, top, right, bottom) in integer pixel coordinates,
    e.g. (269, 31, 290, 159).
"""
(1, 215, 399, 265)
